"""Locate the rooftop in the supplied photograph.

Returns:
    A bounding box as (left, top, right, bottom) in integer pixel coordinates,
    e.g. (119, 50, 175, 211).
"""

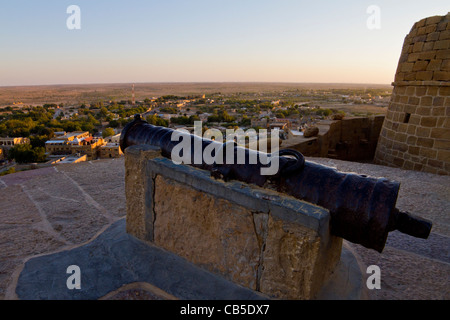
(0, 157, 448, 300)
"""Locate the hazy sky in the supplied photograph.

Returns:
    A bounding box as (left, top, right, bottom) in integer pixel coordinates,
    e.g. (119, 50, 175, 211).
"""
(0, 0, 448, 86)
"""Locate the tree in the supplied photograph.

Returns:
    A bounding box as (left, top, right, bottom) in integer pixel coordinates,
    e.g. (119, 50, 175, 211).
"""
(8, 144, 35, 163)
(146, 115, 168, 127)
(108, 120, 120, 128)
(102, 127, 115, 138)
(100, 107, 109, 118)
(32, 147, 47, 162)
(30, 135, 50, 148)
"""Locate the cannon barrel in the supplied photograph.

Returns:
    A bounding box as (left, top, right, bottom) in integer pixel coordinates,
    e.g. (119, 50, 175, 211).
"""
(120, 115, 432, 252)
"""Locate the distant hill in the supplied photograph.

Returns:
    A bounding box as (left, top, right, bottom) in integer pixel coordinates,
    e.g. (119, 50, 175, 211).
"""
(0, 82, 392, 106)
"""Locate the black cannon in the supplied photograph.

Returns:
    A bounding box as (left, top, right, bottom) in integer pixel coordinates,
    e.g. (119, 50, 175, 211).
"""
(120, 115, 432, 252)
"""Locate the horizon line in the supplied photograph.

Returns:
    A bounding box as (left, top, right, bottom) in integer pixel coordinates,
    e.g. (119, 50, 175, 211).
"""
(0, 81, 393, 89)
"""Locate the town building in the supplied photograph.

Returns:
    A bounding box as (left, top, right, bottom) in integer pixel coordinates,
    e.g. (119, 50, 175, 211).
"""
(45, 131, 104, 160)
(0, 137, 30, 148)
(99, 143, 123, 158)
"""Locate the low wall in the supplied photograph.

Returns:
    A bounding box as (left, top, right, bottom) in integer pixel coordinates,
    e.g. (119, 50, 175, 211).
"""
(285, 116, 385, 161)
(124, 145, 343, 300)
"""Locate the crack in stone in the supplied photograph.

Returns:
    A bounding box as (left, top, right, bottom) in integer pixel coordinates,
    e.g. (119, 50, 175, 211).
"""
(151, 174, 157, 242)
(251, 211, 269, 292)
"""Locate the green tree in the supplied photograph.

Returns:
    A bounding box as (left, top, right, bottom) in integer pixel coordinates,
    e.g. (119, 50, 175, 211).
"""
(8, 144, 34, 163)
(146, 115, 168, 127)
(100, 107, 109, 118)
(32, 147, 47, 162)
(102, 127, 115, 138)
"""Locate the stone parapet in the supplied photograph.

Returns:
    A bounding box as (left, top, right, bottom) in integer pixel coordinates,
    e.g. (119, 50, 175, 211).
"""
(125, 146, 343, 300)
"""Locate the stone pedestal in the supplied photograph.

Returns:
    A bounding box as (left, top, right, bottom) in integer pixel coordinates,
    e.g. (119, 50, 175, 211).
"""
(125, 145, 343, 300)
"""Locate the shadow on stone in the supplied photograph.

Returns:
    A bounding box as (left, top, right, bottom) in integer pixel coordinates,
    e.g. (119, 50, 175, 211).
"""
(16, 219, 267, 300)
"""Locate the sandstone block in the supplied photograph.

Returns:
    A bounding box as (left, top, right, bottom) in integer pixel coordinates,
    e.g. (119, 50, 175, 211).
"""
(436, 49, 450, 59)
(153, 175, 261, 290)
(400, 62, 414, 72)
(440, 30, 450, 40)
(416, 106, 431, 115)
(431, 127, 450, 139)
(408, 145, 420, 156)
(433, 71, 450, 81)
(416, 127, 431, 137)
(404, 72, 416, 81)
(415, 87, 428, 96)
(425, 24, 437, 33)
(433, 97, 445, 107)
(423, 41, 435, 51)
(403, 160, 415, 170)
(420, 117, 437, 127)
(416, 137, 434, 148)
(413, 61, 429, 71)
(415, 71, 433, 81)
(434, 40, 450, 50)
(436, 22, 448, 32)
(426, 32, 440, 41)
(419, 147, 437, 159)
(392, 141, 408, 152)
(406, 86, 416, 96)
(416, 19, 426, 28)
(420, 96, 433, 106)
(407, 125, 416, 135)
(426, 59, 443, 71)
(396, 87, 407, 95)
(427, 86, 439, 96)
(437, 150, 450, 162)
(427, 159, 444, 169)
(404, 104, 417, 114)
(408, 96, 420, 105)
(426, 16, 443, 25)
(126, 155, 343, 300)
(434, 139, 450, 149)
(393, 157, 405, 167)
(414, 41, 426, 52)
(417, 27, 427, 36)
(442, 59, 450, 71)
(408, 115, 421, 125)
(259, 215, 341, 299)
(125, 145, 162, 241)
(418, 51, 437, 60)
(439, 87, 450, 96)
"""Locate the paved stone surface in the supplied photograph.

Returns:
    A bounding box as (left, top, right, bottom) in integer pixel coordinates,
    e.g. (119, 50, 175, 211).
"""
(0, 157, 448, 300)
(16, 219, 266, 300)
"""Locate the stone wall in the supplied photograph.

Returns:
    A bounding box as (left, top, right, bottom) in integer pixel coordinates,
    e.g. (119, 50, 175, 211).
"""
(285, 116, 384, 161)
(124, 145, 343, 300)
(374, 13, 450, 175)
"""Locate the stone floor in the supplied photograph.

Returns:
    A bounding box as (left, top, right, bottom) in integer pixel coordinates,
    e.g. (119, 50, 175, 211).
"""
(0, 157, 448, 300)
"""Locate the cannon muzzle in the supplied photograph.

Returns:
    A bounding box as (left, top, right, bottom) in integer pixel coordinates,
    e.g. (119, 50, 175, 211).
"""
(120, 115, 432, 252)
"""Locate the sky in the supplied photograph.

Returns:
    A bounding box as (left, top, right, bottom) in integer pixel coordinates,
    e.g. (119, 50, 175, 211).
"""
(0, 0, 449, 86)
